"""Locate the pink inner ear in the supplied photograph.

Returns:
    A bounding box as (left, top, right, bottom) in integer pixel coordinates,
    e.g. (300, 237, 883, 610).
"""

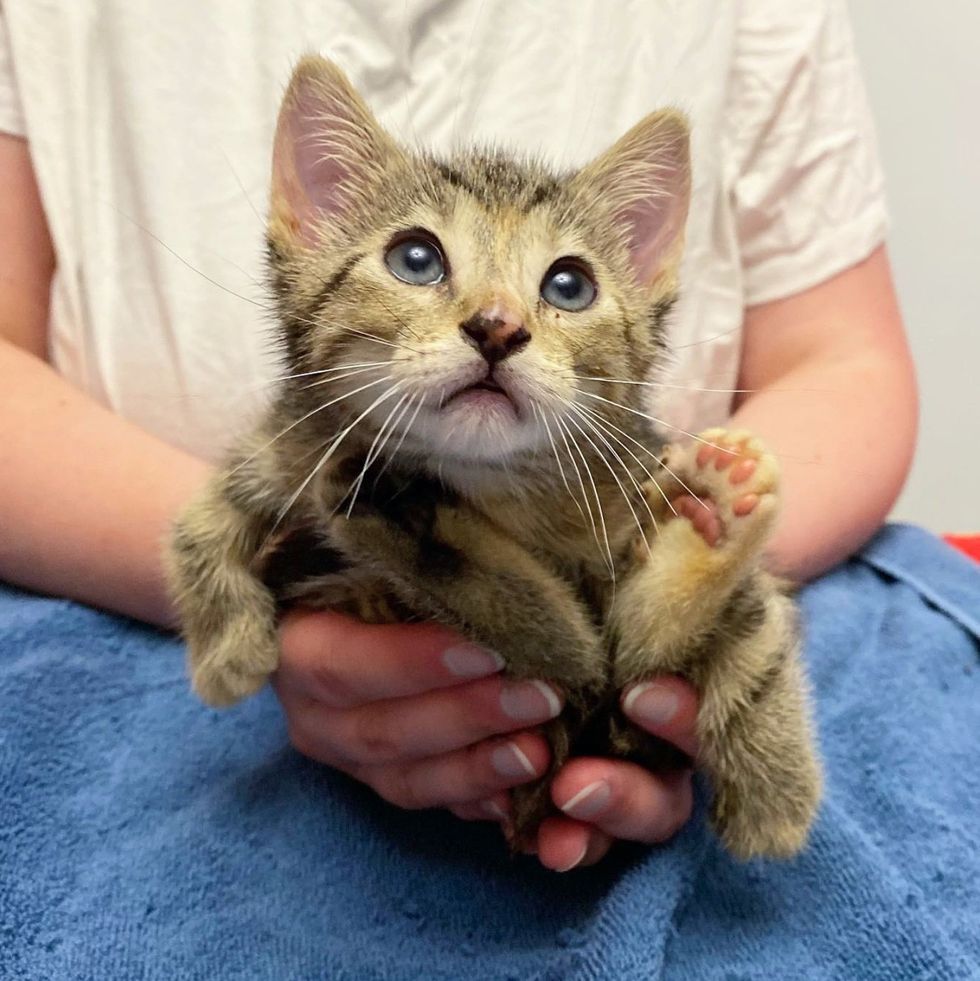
(625, 176, 690, 286)
(271, 85, 359, 248)
(616, 126, 691, 286)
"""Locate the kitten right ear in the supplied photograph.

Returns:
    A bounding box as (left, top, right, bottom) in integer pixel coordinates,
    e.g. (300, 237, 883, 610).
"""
(270, 55, 403, 250)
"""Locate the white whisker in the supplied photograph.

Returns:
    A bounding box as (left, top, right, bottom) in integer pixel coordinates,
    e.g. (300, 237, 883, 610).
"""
(576, 388, 741, 457)
(286, 309, 422, 355)
(555, 415, 615, 578)
(369, 391, 422, 493)
(574, 375, 759, 395)
(267, 362, 389, 387)
(573, 401, 706, 513)
(552, 413, 602, 555)
(566, 402, 660, 541)
(563, 411, 649, 555)
(532, 403, 586, 522)
(344, 392, 412, 517)
(301, 362, 394, 390)
(274, 382, 405, 531)
(377, 392, 425, 482)
(574, 402, 676, 516)
(229, 372, 393, 477)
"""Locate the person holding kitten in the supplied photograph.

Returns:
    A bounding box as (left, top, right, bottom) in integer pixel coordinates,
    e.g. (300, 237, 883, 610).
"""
(0, 0, 915, 887)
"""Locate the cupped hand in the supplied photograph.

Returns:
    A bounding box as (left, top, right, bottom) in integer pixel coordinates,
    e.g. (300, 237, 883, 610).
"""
(272, 608, 699, 871)
(272, 608, 561, 818)
(533, 677, 700, 871)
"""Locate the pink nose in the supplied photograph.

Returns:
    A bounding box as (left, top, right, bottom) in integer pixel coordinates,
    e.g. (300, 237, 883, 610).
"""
(459, 312, 531, 364)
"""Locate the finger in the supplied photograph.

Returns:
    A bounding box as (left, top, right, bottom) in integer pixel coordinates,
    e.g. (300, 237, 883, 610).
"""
(360, 731, 550, 810)
(449, 794, 510, 823)
(621, 676, 700, 758)
(536, 817, 614, 872)
(551, 757, 694, 844)
(276, 608, 504, 708)
(291, 674, 562, 767)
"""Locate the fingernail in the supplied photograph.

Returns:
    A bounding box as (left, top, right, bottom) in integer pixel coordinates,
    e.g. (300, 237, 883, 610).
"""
(555, 842, 588, 873)
(491, 741, 537, 779)
(442, 643, 505, 679)
(500, 681, 562, 722)
(558, 780, 611, 820)
(623, 683, 679, 727)
(481, 799, 509, 822)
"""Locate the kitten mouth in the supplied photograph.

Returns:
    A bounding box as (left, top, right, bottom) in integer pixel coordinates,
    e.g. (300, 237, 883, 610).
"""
(442, 376, 519, 415)
(467, 379, 505, 395)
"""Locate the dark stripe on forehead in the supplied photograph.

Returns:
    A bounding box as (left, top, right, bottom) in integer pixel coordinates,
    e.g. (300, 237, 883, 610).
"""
(435, 161, 561, 212)
(527, 180, 561, 208)
(434, 163, 481, 197)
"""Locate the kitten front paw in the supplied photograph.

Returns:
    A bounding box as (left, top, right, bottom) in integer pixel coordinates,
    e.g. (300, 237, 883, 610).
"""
(664, 428, 779, 553)
(188, 617, 280, 707)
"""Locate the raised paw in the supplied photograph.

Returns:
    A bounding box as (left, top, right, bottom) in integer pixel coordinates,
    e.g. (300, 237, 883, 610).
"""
(661, 428, 780, 555)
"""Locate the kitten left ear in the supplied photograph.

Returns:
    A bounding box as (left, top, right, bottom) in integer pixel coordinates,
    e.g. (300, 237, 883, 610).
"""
(270, 55, 404, 250)
(573, 109, 691, 289)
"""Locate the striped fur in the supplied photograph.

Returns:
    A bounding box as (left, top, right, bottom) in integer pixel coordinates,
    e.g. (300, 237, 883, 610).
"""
(166, 57, 820, 860)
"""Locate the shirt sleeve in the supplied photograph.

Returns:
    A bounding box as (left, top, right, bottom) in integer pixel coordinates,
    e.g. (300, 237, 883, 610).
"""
(725, 0, 889, 306)
(0, 7, 26, 137)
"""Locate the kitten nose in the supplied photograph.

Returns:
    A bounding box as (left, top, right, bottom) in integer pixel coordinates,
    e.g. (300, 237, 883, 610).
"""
(459, 310, 531, 364)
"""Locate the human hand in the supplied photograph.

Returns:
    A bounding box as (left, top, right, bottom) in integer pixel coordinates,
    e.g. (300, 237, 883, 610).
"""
(272, 608, 561, 819)
(530, 678, 700, 872)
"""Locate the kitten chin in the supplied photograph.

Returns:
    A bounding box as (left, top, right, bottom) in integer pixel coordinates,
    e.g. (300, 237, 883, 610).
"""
(409, 402, 540, 464)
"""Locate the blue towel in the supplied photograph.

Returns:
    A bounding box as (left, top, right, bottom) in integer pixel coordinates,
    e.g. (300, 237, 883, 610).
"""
(1, 524, 978, 980)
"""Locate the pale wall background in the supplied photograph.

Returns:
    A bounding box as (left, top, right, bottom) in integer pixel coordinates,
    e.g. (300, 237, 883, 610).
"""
(849, 1, 979, 532)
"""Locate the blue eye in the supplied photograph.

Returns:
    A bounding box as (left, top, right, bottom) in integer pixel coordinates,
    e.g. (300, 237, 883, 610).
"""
(384, 234, 446, 285)
(540, 260, 597, 312)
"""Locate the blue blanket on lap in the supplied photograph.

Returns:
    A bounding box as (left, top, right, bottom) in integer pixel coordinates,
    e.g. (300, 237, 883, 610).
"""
(2, 524, 978, 980)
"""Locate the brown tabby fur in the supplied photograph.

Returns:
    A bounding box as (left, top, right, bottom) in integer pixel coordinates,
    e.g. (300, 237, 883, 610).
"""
(166, 56, 821, 860)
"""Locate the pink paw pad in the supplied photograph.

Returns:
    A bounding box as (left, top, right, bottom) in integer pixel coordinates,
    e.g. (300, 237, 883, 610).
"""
(672, 494, 721, 547)
(729, 459, 757, 485)
(696, 444, 716, 468)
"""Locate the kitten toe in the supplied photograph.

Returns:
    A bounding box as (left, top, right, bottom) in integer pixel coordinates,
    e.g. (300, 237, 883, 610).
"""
(658, 427, 780, 557)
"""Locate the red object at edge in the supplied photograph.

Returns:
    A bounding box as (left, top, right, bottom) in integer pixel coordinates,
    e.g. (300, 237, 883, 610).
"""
(944, 535, 980, 563)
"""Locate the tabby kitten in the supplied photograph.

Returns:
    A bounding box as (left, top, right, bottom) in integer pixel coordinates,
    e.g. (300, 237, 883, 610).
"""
(167, 56, 821, 860)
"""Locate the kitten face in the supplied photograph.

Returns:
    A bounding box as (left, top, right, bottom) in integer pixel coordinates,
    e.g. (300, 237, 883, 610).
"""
(267, 57, 690, 479)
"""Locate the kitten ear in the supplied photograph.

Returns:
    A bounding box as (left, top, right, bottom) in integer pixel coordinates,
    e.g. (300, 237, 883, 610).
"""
(270, 55, 403, 249)
(574, 110, 691, 289)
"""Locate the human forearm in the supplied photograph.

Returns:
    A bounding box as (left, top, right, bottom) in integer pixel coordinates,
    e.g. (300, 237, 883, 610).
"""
(732, 246, 917, 582)
(730, 350, 917, 581)
(0, 341, 211, 627)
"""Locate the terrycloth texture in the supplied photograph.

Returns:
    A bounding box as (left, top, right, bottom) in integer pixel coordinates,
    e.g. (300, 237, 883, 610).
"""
(1, 524, 978, 980)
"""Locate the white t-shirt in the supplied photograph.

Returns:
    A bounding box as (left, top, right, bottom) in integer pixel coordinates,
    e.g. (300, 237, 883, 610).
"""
(0, 0, 888, 462)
